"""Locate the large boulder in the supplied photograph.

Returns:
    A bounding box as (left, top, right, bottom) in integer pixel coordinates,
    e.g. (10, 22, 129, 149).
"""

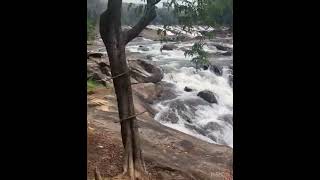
(129, 59, 164, 83)
(87, 54, 163, 84)
(87, 58, 111, 86)
(161, 44, 178, 51)
(133, 82, 178, 104)
(197, 90, 218, 104)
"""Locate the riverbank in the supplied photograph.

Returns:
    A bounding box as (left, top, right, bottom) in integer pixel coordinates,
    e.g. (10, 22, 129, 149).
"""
(87, 87, 232, 180)
(87, 25, 233, 179)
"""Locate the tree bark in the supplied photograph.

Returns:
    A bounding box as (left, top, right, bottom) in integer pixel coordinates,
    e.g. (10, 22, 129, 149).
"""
(99, 0, 160, 179)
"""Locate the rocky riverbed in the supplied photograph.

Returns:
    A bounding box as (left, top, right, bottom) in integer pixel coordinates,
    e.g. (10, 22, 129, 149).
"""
(87, 25, 233, 179)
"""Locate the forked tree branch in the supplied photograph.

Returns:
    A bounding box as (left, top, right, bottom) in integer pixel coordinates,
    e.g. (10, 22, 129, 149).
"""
(124, 0, 162, 44)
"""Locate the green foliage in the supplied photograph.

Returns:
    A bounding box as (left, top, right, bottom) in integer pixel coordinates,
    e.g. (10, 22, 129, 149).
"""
(165, 0, 232, 70)
(166, 0, 233, 28)
(184, 42, 209, 71)
(87, 79, 101, 92)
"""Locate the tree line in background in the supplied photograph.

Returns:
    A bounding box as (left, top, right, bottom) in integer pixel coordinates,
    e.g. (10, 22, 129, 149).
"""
(122, 3, 179, 25)
(87, 0, 233, 39)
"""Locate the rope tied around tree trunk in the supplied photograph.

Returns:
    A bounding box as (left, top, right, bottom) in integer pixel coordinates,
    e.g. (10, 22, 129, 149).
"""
(95, 69, 130, 83)
(104, 69, 130, 81)
(120, 111, 147, 122)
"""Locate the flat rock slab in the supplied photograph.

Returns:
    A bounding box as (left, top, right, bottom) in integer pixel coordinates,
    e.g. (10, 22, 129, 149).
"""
(87, 88, 233, 180)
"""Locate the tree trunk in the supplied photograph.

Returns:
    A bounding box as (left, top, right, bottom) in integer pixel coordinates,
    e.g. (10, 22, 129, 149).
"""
(99, 0, 149, 179)
(99, 0, 160, 179)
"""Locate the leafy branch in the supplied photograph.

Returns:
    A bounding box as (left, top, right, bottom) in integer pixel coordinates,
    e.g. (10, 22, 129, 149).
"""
(184, 42, 209, 72)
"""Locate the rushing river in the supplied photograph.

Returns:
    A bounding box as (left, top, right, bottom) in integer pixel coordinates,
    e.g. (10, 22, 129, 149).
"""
(126, 27, 233, 147)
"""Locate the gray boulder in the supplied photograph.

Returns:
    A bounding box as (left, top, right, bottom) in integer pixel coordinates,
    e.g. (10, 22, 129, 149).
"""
(184, 86, 193, 92)
(129, 59, 164, 83)
(209, 65, 223, 76)
(197, 90, 218, 104)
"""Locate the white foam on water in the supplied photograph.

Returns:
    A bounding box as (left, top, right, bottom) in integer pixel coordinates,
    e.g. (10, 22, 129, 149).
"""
(162, 122, 217, 144)
(126, 34, 233, 148)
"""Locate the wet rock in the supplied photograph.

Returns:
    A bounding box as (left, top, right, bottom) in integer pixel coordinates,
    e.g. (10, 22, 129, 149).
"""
(228, 75, 233, 88)
(204, 122, 221, 131)
(87, 54, 111, 87)
(156, 82, 178, 101)
(126, 51, 149, 60)
(203, 65, 209, 70)
(97, 62, 111, 76)
(161, 44, 178, 51)
(87, 62, 107, 86)
(146, 55, 153, 60)
(133, 82, 178, 106)
(138, 46, 150, 51)
(185, 124, 209, 136)
(159, 109, 180, 123)
(132, 83, 161, 104)
(209, 65, 223, 76)
(158, 101, 191, 124)
(221, 51, 232, 56)
(218, 114, 233, 126)
(158, 98, 210, 124)
(197, 90, 218, 104)
(214, 44, 233, 52)
(129, 59, 164, 83)
(207, 134, 218, 142)
(169, 100, 193, 123)
(178, 46, 190, 52)
(184, 86, 193, 92)
(174, 34, 191, 42)
(195, 35, 205, 40)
